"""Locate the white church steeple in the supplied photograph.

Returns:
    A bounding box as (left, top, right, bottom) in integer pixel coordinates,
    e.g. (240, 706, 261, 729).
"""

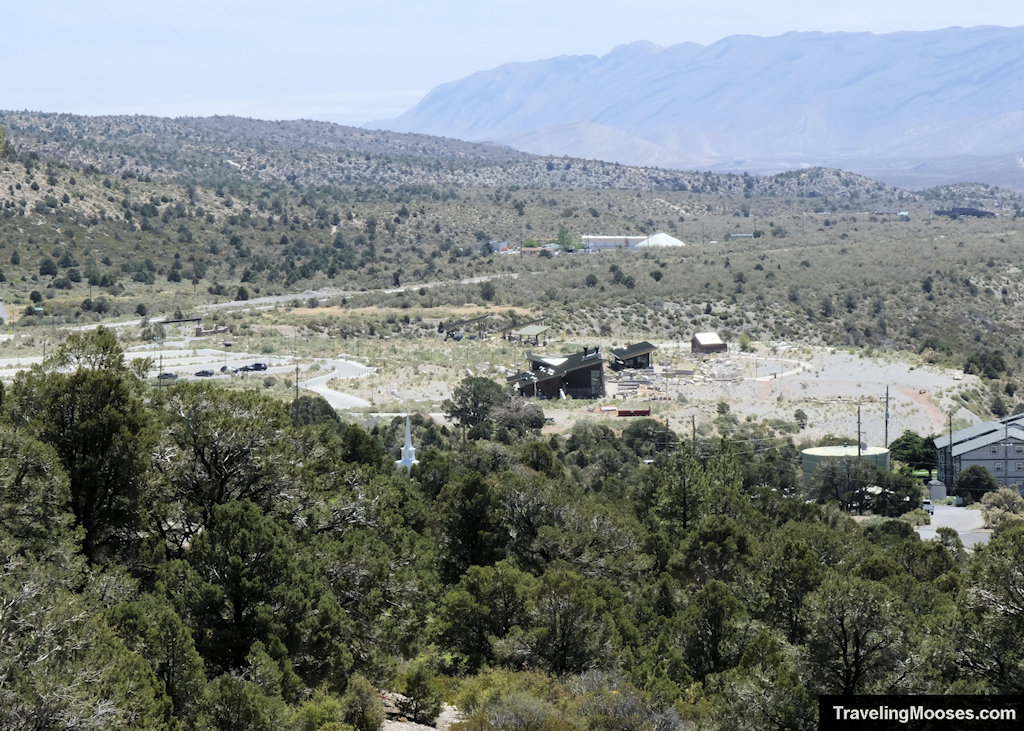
(396, 414, 418, 470)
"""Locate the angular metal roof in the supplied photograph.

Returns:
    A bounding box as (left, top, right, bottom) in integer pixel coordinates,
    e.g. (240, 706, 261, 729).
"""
(511, 324, 551, 338)
(938, 423, 1024, 457)
(693, 332, 725, 346)
(610, 341, 657, 360)
(635, 232, 686, 248)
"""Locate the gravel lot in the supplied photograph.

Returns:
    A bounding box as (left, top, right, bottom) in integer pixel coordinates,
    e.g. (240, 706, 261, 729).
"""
(0, 337, 979, 447)
(541, 342, 981, 444)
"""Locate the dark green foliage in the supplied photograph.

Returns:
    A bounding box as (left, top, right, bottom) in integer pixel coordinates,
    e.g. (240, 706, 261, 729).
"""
(887, 429, 937, 470)
(289, 394, 341, 428)
(160, 500, 352, 689)
(954, 464, 1001, 503)
(397, 663, 444, 725)
(620, 418, 677, 458)
(436, 472, 508, 582)
(202, 674, 286, 731)
(340, 423, 386, 467)
(955, 522, 1024, 691)
(339, 674, 384, 731)
(106, 595, 207, 725)
(153, 384, 292, 546)
(677, 579, 747, 682)
(1, 321, 1022, 727)
(800, 574, 911, 694)
(757, 533, 827, 644)
(9, 328, 155, 563)
(808, 457, 916, 515)
(671, 514, 756, 587)
(0, 427, 75, 551)
(38, 256, 58, 276)
(529, 566, 611, 675)
(964, 349, 1007, 379)
(0, 537, 175, 730)
(491, 395, 545, 437)
(438, 561, 535, 670)
(442, 375, 505, 428)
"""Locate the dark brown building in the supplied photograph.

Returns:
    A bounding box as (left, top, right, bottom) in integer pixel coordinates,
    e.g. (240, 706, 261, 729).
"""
(610, 341, 657, 370)
(509, 347, 605, 399)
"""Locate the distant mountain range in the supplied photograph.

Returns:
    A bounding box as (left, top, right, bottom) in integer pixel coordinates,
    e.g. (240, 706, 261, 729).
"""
(381, 26, 1024, 191)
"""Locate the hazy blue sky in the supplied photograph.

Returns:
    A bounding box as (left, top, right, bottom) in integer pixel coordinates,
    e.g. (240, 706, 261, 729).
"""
(5, 1, 1023, 125)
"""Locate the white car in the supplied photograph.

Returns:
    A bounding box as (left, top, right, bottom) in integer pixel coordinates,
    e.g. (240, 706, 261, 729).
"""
(922, 499, 934, 514)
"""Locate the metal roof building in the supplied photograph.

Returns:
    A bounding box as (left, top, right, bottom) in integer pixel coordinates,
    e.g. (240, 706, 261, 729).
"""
(610, 341, 657, 370)
(934, 414, 1024, 488)
(691, 332, 727, 354)
(508, 346, 606, 400)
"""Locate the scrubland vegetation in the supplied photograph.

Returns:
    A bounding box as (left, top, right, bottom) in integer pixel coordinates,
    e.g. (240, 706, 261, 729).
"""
(5, 328, 1024, 730)
(2, 113, 1024, 729)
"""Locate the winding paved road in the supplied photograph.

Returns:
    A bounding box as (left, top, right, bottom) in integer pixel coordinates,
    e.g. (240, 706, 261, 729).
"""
(917, 504, 990, 549)
(300, 358, 374, 409)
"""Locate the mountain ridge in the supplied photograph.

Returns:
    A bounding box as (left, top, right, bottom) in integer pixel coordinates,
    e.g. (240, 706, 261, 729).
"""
(381, 26, 1024, 190)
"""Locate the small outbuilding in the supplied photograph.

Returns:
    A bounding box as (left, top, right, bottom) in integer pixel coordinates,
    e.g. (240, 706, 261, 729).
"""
(509, 324, 551, 345)
(691, 332, 727, 354)
(610, 341, 657, 370)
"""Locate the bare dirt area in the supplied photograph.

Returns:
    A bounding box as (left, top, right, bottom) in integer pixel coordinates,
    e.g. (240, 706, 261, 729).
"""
(700, 345, 977, 443)
(533, 342, 980, 444)
(316, 338, 979, 443)
(382, 706, 461, 731)
(0, 329, 976, 445)
(380, 696, 462, 731)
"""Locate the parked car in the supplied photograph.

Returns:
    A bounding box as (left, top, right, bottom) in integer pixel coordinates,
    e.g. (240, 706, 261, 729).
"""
(194, 369, 214, 377)
(922, 499, 934, 514)
(157, 372, 178, 380)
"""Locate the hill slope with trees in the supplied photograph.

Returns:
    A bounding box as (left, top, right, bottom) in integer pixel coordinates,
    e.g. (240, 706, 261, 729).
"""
(2, 111, 1024, 729)
(3, 330, 1024, 729)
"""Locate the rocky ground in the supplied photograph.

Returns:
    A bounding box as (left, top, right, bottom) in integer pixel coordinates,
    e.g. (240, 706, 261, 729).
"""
(0, 331, 977, 446)
(539, 342, 978, 445)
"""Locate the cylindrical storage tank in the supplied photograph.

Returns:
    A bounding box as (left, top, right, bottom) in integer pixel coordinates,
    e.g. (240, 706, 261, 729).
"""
(801, 445, 891, 486)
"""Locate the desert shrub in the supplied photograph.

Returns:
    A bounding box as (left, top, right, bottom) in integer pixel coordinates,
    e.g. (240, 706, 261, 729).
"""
(397, 663, 443, 725)
(339, 675, 384, 731)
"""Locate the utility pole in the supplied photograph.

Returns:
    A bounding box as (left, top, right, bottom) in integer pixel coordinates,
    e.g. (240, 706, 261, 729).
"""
(1004, 424, 1009, 487)
(884, 386, 890, 446)
(948, 413, 954, 486)
(857, 404, 862, 458)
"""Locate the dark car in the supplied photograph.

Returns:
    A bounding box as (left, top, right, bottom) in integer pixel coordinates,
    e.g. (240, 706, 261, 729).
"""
(238, 364, 255, 372)
(194, 369, 214, 377)
(250, 362, 268, 371)
(157, 372, 178, 380)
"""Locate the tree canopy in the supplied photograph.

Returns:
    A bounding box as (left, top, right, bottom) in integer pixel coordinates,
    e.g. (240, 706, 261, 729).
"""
(0, 331, 1019, 728)
(442, 375, 505, 428)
